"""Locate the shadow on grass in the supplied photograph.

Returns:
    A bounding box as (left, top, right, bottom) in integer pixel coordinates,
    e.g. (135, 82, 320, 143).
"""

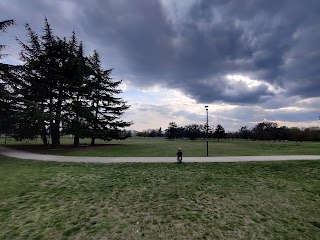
(3, 144, 122, 154)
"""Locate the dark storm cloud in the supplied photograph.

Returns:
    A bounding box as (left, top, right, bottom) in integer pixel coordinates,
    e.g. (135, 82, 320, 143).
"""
(73, 0, 258, 103)
(77, 0, 320, 103)
(1, 0, 320, 104)
(0, 0, 87, 62)
(266, 110, 320, 123)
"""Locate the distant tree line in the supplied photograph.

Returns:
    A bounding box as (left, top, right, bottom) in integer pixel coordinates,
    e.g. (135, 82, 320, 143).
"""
(136, 121, 320, 142)
(136, 122, 226, 141)
(234, 122, 320, 142)
(135, 128, 164, 138)
(164, 122, 226, 141)
(0, 19, 132, 148)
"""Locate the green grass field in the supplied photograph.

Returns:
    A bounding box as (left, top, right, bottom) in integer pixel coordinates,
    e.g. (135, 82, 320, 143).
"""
(0, 156, 319, 239)
(2, 137, 320, 157)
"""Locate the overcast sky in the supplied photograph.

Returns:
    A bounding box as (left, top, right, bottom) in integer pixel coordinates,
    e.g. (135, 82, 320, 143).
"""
(1, 0, 320, 131)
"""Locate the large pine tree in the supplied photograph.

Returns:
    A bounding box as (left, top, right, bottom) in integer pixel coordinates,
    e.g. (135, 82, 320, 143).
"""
(15, 22, 49, 144)
(87, 50, 131, 145)
(62, 35, 92, 147)
(8, 18, 132, 147)
(0, 19, 18, 141)
(0, 19, 15, 60)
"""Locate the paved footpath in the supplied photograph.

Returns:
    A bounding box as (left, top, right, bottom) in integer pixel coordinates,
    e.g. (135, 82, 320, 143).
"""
(0, 145, 320, 163)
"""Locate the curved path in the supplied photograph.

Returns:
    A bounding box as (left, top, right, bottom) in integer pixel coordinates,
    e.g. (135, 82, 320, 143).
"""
(1, 145, 320, 163)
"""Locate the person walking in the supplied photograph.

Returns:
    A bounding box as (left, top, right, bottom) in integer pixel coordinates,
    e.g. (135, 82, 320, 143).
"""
(177, 147, 183, 163)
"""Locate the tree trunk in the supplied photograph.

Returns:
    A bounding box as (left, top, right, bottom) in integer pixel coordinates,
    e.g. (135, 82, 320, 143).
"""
(40, 124, 48, 146)
(90, 100, 99, 146)
(52, 84, 63, 149)
(51, 123, 60, 149)
(42, 134, 48, 146)
(73, 135, 80, 147)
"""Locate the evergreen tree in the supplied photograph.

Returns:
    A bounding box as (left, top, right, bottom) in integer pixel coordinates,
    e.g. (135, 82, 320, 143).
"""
(0, 20, 15, 140)
(15, 19, 73, 147)
(0, 19, 15, 59)
(252, 122, 278, 141)
(165, 122, 178, 139)
(17, 23, 51, 144)
(214, 124, 226, 141)
(0, 20, 27, 141)
(86, 50, 131, 145)
(0, 71, 20, 140)
(62, 35, 92, 147)
(203, 123, 213, 139)
(185, 124, 201, 140)
(239, 126, 250, 140)
(3, 18, 131, 147)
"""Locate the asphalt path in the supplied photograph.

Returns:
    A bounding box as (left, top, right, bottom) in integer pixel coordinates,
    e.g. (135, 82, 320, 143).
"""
(1, 145, 320, 163)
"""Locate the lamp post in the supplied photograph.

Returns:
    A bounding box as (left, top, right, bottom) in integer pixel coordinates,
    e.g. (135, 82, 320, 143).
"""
(205, 106, 209, 156)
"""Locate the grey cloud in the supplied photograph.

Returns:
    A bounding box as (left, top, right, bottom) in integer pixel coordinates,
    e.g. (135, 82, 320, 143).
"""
(172, 110, 204, 123)
(0, 0, 87, 61)
(215, 106, 265, 123)
(296, 98, 320, 109)
(1, 0, 320, 105)
(78, 0, 320, 103)
(261, 96, 299, 110)
(266, 110, 319, 123)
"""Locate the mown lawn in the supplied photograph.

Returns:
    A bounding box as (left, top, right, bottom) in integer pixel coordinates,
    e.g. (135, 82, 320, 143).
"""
(0, 156, 319, 239)
(2, 137, 320, 157)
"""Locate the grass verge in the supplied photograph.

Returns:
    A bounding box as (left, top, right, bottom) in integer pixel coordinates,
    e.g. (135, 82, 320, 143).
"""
(0, 156, 319, 239)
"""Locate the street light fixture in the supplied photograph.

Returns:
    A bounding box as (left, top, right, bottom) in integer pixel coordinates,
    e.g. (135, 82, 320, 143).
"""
(205, 106, 209, 156)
